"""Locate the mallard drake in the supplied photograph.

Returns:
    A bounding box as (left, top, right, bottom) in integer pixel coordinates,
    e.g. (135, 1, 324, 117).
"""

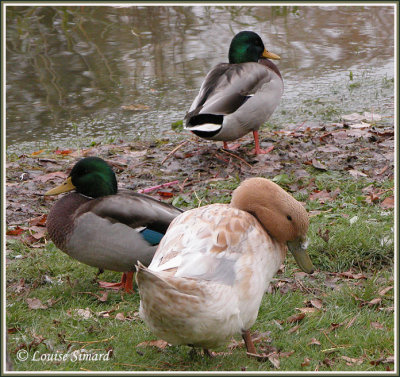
(184, 31, 283, 155)
(44, 157, 182, 293)
(136, 178, 314, 356)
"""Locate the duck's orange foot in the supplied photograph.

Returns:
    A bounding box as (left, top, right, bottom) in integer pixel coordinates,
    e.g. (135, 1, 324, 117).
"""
(251, 130, 274, 155)
(251, 145, 274, 155)
(223, 141, 241, 150)
(98, 272, 134, 293)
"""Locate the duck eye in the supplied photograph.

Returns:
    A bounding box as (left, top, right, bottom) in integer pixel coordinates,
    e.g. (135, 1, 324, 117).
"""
(287, 215, 292, 221)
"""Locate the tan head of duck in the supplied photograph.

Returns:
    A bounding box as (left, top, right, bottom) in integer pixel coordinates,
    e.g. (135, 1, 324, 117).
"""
(230, 177, 314, 274)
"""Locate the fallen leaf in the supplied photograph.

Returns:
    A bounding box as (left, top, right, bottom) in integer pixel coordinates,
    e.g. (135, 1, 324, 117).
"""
(157, 191, 173, 198)
(379, 306, 394, 312)
(301, 357, 311, 367)
(6, 226, 25, 236)
(344, 315, 358, 329)
(267, 352, 280, 369)
(348, 169, 368, 178)
(323, 357, 335, 367)
(317, 228, 330, 242)
(73, 308, 92, 319)
(286, 313, 306, 323)
(97, 291, 108, 302)
(29, 214, 47, 227)
(377, 165, 389, 175)
(312, 159, 328, 171)
(35, 171, 68, 183)
(370, 356, 394, 365)
(380, 196, 394, 209)
(47, 298, 62, 307)
(378, 286, 393, 296)
(27, 298, 48, 310)
(136, 339, 169, 350)
(54, 149, 74, 155)
(326, 323, 342, 332)
(341, 355, 364, 365)
(339, 271, 367, 280)
(363, 112, 382, 122)
(308, 338, 321, 346)
(310, 299, 323, 309)
(8, 327, 21, 334)
(349, 122, 370, 129)
(342, 113, 365, 122)
(115, 313, 125, 321)
(31, 149, 44, 156)
(309, 190, 332, 203)
(288, 324, 300, 334)
(370, 322, 385, 330)
(366, 298, 382, 306)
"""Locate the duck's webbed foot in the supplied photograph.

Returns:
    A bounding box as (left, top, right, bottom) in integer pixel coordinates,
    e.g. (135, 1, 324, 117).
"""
(98, 271, 134, 293)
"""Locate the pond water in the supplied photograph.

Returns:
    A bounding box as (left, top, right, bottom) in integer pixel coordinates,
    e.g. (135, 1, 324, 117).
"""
(5, 5, 395, 153)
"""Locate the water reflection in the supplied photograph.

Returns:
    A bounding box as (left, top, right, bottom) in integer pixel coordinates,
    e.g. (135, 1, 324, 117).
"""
(5, 5, 395, 151)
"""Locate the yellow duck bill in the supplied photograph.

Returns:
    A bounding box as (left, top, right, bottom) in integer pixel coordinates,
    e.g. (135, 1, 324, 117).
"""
(44, 177, 76, 196)
(262, 49, 280, 60)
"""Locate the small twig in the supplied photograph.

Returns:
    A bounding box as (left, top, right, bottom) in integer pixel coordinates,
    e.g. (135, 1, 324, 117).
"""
(161, 140, 189, 164)
(138, 180, 179, 194)
(292, 120, 307, 132)
(193, 190, 202, 208)
(65, 336, 114, 344)
(321, 345, 353, 353)
(378, 187, 394, 195)
(179, 177, 189, 192)
(220, 148, 252, 168)
(322, 331, 337, 347)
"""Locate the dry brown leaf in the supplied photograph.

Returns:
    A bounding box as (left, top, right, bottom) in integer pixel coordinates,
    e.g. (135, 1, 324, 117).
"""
(136, 339, 169, 350)
(310, 299, 323, 309)
(341, 355, 364, 365)
(345, 315, 358, 329)
(323, 357, 335, 367)
(301, 357, 311, 367)
(309, 190, 331, 203)
(288, 324, 300, 334)
(47, 298, 62, 307)
(326, 322, 342, 332)
(98, 291, 109, 302)
(380, 196, 394, 209)
(73, 308, 92, 319)
(28, 214, 47, 227)
(366, 298, 382, 306)
(379, 306, 394, 312)
(317, 228, 330, 242)
(312, 159, 328, 171)
(35, 171, 68, 183)
(339, 271, 367, 280)
(286, 313, 306, 323)
(27, 298, 48, 310)
(308, 338, 321, 346)
(378, 286, 393, 296)
(267, 352, 280, 369)
(348, 169, 368, 178)
(370, 322, 385, 330)
(115, 313, 125, 321)
(370, 356, 394, 365)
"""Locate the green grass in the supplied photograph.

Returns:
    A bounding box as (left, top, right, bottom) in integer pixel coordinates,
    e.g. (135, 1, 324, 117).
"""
(6, 170, 394, 372)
